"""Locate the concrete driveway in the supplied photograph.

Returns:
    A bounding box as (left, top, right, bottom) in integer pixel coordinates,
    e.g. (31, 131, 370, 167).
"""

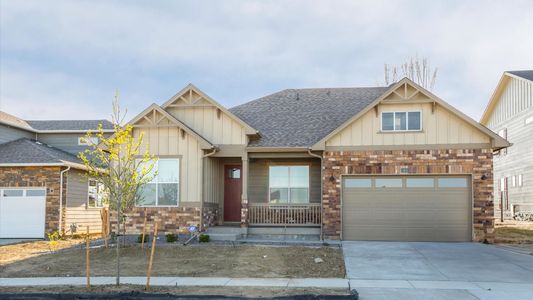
(343, 241, 533, 300)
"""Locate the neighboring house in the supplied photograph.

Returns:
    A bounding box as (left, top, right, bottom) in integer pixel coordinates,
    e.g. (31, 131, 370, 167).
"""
(480, 70, 533, 220)
(0, 111, 113, 238)
(117, 77, 508, 243)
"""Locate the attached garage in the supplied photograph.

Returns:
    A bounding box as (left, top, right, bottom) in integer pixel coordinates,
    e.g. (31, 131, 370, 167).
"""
(0, 188, 46, 238)
(342, 175, 472, 242)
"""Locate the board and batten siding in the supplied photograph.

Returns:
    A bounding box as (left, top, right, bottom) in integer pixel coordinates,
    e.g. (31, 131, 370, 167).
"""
(485, 77, 533, 217)
(486, 77, 533, 128)
(64, 169, 102, 234)
(0, 124, 35, 144)
(326, 103, 490, 147)
(134, 126, 203, 204)
(248, 158, 321, 204)
(203, 157, 223, 206)
(166, 106, 247, 145)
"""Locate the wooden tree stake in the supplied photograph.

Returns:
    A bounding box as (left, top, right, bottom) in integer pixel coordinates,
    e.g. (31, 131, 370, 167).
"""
(146, 222, 158, 290)
(86, 226, 90, 288)
(141, 208, 147, 249)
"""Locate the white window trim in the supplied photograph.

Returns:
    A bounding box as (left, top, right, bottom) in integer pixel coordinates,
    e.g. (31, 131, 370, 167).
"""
(268, 165, 310, 204)
(78, 136, 98, 146)
(87, 178, 104, 208)
(135, 158, 180, 207)
(381, 111, 423, 132)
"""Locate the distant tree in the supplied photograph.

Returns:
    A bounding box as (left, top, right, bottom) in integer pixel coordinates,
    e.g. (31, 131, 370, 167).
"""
(384, 56, 438, 90)
(79, 91, 156, 285)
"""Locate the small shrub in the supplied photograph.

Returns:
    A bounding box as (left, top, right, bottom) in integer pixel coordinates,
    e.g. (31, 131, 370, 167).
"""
(199, 234, 210, 243)
(47, 231, 61, 252)
(137, 234, 150, 243)
(166, 233, 177, 243)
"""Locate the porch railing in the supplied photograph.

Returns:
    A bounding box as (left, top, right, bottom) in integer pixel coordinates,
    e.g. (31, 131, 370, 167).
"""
(248, 203, 321, 226)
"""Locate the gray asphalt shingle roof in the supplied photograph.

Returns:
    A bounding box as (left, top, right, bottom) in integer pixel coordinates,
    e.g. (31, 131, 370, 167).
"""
(26, 119, 114, 131)
(508, 70, 533, 81)
(0, 138, 83, 165)
(229, 87, 389, 147)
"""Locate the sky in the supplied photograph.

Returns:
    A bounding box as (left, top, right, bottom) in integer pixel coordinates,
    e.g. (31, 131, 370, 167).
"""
(1, 0, 532, 122)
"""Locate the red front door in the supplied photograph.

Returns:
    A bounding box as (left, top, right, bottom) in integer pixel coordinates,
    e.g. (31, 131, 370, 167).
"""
(224, 165, 242, 222)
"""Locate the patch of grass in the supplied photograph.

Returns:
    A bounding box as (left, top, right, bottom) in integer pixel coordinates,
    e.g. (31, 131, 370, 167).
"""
(495, 227, 533, 244)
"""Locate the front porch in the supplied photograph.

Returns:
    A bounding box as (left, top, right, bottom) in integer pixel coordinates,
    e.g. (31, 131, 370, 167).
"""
(203, 155, 322, 233)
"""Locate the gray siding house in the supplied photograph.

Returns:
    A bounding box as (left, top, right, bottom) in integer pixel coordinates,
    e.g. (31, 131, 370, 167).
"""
(0, 111, 113, 238)
(481, 70, 533, 220)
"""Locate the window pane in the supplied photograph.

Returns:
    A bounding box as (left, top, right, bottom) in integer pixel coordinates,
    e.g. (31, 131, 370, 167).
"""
(394, 112, 407, 130)
(375, 178, 402, 188)
(406, 178, 434, 188)
(290, 166, 309, 187)
(269, 166, 289, 187)
(438, 178, 468, 188)
(229, 168, 241, 179)
(137, 183, 156, 206)
(270, 188, 288, 203)
(290, 188, 309, 203)
(3, 190, 23, 197)
(382, 112, 394, 130)
(158, 183, 178, 206)
(26, 189, 45, 197)
(137, 159, 157, 183)
(158, 159, 179, 183)
(408, 112, 421, 130)
(344, 178, 371, 188)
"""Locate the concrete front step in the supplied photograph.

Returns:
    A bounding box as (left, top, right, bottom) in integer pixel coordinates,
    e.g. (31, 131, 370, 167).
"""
(206, 226, 245, 234)
(207, 233, 241, 241)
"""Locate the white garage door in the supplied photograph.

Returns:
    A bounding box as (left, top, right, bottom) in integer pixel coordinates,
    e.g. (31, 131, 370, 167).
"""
(0, 188, 46, 238)
(342, 176, 472, 242)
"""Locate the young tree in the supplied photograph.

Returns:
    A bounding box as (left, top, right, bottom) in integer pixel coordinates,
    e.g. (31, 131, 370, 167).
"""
(384, 56, 438, 90)
(79, 92, 156, 285)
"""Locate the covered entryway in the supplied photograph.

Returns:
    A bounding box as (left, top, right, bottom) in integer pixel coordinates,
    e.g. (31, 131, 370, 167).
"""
(0, 188, 46, 238)
(342, 175, 472, 242)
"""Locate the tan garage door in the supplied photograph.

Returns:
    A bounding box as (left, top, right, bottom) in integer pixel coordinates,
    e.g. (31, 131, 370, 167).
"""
(342, 175, 472, 242)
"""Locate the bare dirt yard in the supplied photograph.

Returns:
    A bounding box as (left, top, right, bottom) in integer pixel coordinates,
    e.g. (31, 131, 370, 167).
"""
(0, 241, 345, 278)
(0, 285, 351, 297)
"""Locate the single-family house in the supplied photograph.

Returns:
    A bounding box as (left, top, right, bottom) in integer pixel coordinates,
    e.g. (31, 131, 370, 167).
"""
(0, 111, 113, 238)
(480, 70, 533, 220)
(117, 77, 508, 243)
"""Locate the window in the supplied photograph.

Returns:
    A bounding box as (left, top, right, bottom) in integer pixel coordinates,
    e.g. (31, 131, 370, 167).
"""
(512, 176, 516, 187)
(375, 178, 402, 188)
(381, 111, 421, 131)
(2, 189, 23, 197)
(344, 178, 371, 188)
(500, 177, 506, 191)
(518, 174, 523, 187)
(88, 179, 104, 207)
(438, 177, 468, 188)
(498, 129, 507, 155)
(269, 166, 309, 203)
(228, 168, 240, 179)
(137, 159, 179, 206)
(26, 189, 46, 197)
(406, 178, 434, 188)
(78, 136, 98, 146)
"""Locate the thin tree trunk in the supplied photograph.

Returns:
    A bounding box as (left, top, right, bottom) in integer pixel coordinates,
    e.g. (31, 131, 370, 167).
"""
(116, 204, 120, 286)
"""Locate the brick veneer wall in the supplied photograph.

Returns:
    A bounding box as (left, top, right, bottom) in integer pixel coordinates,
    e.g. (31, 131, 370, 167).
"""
(111, 206, 208, 235)
(0, 166, 65, 236)
(322, 149, 494, 242)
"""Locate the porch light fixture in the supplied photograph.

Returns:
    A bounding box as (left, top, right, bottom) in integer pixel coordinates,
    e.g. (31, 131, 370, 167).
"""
(481, 174, 488, 180)
(329, 175, 335, 183)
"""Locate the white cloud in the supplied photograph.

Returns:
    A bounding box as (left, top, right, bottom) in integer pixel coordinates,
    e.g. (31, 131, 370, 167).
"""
(1, 0, 532, 120)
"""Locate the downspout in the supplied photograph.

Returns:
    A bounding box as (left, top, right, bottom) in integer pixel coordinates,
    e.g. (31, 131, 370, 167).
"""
(200, 147, 218, 232)
(308, 149, 323, 241)
(59, 166, 71, 234)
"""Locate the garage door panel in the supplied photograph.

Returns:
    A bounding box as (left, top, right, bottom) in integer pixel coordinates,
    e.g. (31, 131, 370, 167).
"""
(342, 176, 471, 242)
(0, 189, 46, 238)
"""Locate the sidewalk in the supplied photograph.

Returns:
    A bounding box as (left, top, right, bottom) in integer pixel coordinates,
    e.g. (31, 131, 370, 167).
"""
(2, 276, 533, 292)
